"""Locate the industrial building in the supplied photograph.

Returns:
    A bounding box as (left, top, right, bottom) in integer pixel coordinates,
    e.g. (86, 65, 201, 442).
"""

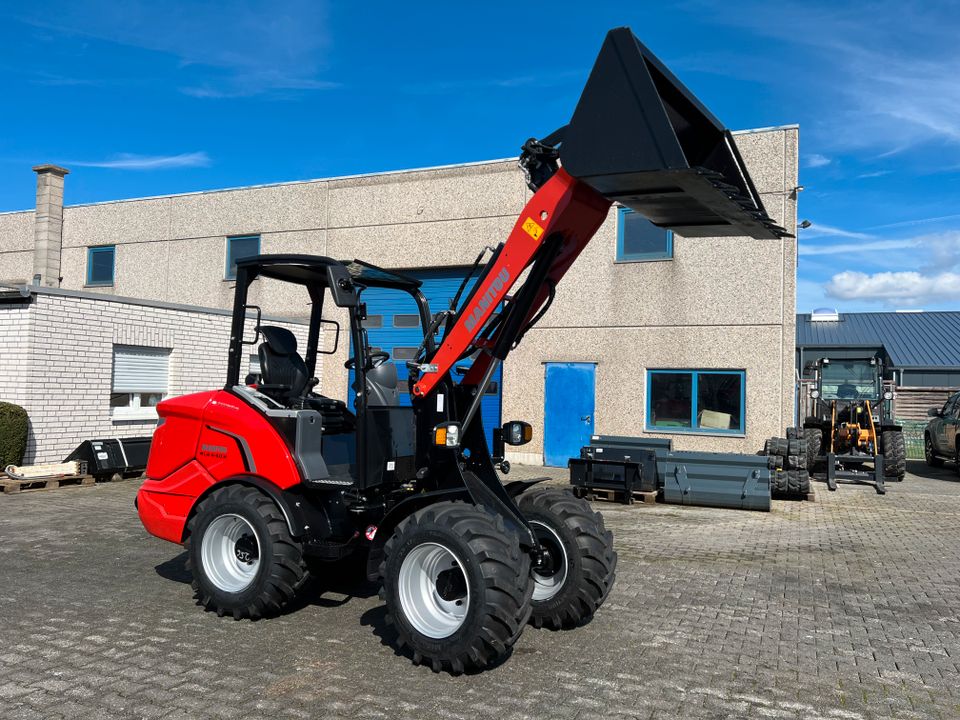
(0, 125, 799, 466)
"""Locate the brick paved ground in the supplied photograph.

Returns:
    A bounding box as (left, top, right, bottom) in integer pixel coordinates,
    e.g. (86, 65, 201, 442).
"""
(1, 461, 958, 719)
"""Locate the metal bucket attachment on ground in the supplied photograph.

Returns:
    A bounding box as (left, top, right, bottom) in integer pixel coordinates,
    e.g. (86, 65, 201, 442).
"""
(560, 27, 789, 240)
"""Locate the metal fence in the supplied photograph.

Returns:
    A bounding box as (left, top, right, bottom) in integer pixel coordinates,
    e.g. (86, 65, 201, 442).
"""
(898, 419, 927, 460)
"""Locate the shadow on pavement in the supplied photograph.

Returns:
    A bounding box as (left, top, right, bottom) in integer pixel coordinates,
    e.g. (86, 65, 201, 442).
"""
(906, 459, 959, 483)
(155, 551, 191, 584)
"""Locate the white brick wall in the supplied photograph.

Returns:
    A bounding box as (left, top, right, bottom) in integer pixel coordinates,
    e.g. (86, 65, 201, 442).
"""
(2, 291, 311, 464)
(0, 303, 30, 407)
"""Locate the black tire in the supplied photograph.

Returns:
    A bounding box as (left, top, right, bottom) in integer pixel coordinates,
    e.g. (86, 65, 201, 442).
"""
(771, 470, 786, 494)
(881, 430, 906, 481)
(786, 470, 800, 494)
(186, 484, 306, 620)
(516, 487, 617, 630)
(380, 502, 533, 674)
(925, 434, 943, 467)
(803, 428, 823, 473)
(771, 437, 789, 457)
(786, 427, 798, 440)
(784, 454, 801, 471)
(797, 470, 811, 494)
(763, 438, 772, 456)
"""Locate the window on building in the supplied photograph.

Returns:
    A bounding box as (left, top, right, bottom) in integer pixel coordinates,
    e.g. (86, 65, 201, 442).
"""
(392, 347, 418, 361)
(364, 314, 383, 328)
(393, 314, 420, 328)
(111, 346, 171, 419)
(225, 235, 261, 280)
(87, 246, 116, 286)
(617, 208, 672, 262)
(646, 369, 745, 434)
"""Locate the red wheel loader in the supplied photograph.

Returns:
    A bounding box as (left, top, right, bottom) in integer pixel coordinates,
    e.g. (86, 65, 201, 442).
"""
(136, 27, 789, 673)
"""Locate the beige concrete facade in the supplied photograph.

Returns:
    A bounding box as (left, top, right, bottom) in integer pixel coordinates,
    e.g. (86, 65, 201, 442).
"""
(0, 126, 798, 463)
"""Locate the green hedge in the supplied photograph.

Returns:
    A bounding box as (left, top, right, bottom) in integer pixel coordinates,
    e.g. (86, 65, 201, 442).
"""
(0, 402, 28, 468)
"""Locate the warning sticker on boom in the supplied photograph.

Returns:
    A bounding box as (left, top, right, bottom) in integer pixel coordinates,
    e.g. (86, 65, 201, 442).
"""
(521, 217, 544, 240)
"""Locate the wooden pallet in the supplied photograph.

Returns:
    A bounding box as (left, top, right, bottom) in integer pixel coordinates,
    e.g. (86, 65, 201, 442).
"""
(580, 487, 659, 506)
(0, 475, 96, 495)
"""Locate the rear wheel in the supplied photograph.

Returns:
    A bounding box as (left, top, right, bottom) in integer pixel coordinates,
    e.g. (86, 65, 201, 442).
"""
(518, 488, 617, 630)
(186, 485, 306, 620)
(925, 435, 943, 467)
(380, 502, 533, 674)
(882, 430, 906, 481)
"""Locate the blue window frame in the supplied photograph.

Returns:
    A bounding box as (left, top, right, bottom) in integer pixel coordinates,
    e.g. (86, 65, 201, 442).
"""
(616, 207, 672, 262)
(86, 246, 115, 286)
(225, 235, 261, 280)
(646, 369, 746, 434)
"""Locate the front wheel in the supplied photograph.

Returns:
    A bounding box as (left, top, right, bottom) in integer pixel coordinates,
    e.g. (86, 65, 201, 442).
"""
(380, 502, 533, 674)
(518, 487, 617, 630)
(186, 485, 307, 620)
(882, 430, 906, 481)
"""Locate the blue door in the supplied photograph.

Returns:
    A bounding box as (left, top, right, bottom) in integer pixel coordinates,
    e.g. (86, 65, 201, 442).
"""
(347, 268, 502, 449)
(544, 363, 595, 467)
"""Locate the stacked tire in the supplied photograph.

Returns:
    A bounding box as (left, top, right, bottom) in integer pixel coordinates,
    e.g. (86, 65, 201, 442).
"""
(763, 428, 811, 496)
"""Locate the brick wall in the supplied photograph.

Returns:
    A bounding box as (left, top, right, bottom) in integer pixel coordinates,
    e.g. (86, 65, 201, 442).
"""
(0, 303, 30, 408)
(5, 291, 310, 464)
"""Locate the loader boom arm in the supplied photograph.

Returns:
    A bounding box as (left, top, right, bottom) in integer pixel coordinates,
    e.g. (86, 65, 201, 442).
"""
(411, 167, 611, 398)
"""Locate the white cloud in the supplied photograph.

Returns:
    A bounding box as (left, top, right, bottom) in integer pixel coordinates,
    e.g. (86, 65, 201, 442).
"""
(799, 239, 916, 256)
(867, 213, 960, 230)
(703, 2, 960, 153)
(800, 223, 873, 240)
(18, 1, 335, 98)
(69, 152, 211, 170)
(803, 153, 831, 168)
(825, 270, 960, 304)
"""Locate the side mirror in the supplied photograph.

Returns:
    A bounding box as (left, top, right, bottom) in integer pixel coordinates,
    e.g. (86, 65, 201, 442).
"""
(326, 265, 358, 307)
(502, 421, 533, 446)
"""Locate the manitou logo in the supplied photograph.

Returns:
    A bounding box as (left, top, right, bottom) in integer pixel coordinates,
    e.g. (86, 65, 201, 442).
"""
(200, 444, 228, 459)
(465, 268, 510, 332)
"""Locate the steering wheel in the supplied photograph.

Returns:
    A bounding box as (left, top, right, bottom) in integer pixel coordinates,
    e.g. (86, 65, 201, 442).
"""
(344, 350, 390, 370)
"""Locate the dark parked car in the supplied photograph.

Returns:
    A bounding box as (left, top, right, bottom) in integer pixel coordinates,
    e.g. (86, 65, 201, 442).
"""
(925, 391, 960, 473)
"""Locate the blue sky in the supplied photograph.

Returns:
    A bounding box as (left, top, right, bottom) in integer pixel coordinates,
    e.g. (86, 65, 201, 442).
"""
(1, 1, 959, 313)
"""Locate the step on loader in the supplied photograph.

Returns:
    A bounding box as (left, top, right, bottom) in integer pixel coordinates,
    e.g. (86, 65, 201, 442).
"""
(802, 357, 906, 494)
(136, 26, 789, 673)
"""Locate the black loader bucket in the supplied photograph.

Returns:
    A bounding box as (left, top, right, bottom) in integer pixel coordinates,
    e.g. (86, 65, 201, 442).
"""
(560, 27, 789, 240)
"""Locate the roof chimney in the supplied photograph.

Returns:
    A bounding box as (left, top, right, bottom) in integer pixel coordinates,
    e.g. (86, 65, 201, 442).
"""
(32, 164, 69, 288)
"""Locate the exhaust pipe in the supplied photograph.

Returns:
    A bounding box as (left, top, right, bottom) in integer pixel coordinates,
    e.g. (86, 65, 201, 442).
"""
(559, 27, 789, 240)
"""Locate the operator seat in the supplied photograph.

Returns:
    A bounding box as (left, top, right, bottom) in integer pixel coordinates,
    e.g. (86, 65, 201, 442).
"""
(257, 326, 356, 432)
(257, 326, 310, 405)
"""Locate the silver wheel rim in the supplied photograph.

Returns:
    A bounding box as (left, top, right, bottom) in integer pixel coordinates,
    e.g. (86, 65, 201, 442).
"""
(398, 543, 469, 639)
(200, 514, 261, 593)
(530, 520, 569, 602)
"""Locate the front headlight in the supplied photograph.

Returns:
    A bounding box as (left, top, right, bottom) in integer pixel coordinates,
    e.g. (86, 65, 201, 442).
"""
(883, 391, 893, 401)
